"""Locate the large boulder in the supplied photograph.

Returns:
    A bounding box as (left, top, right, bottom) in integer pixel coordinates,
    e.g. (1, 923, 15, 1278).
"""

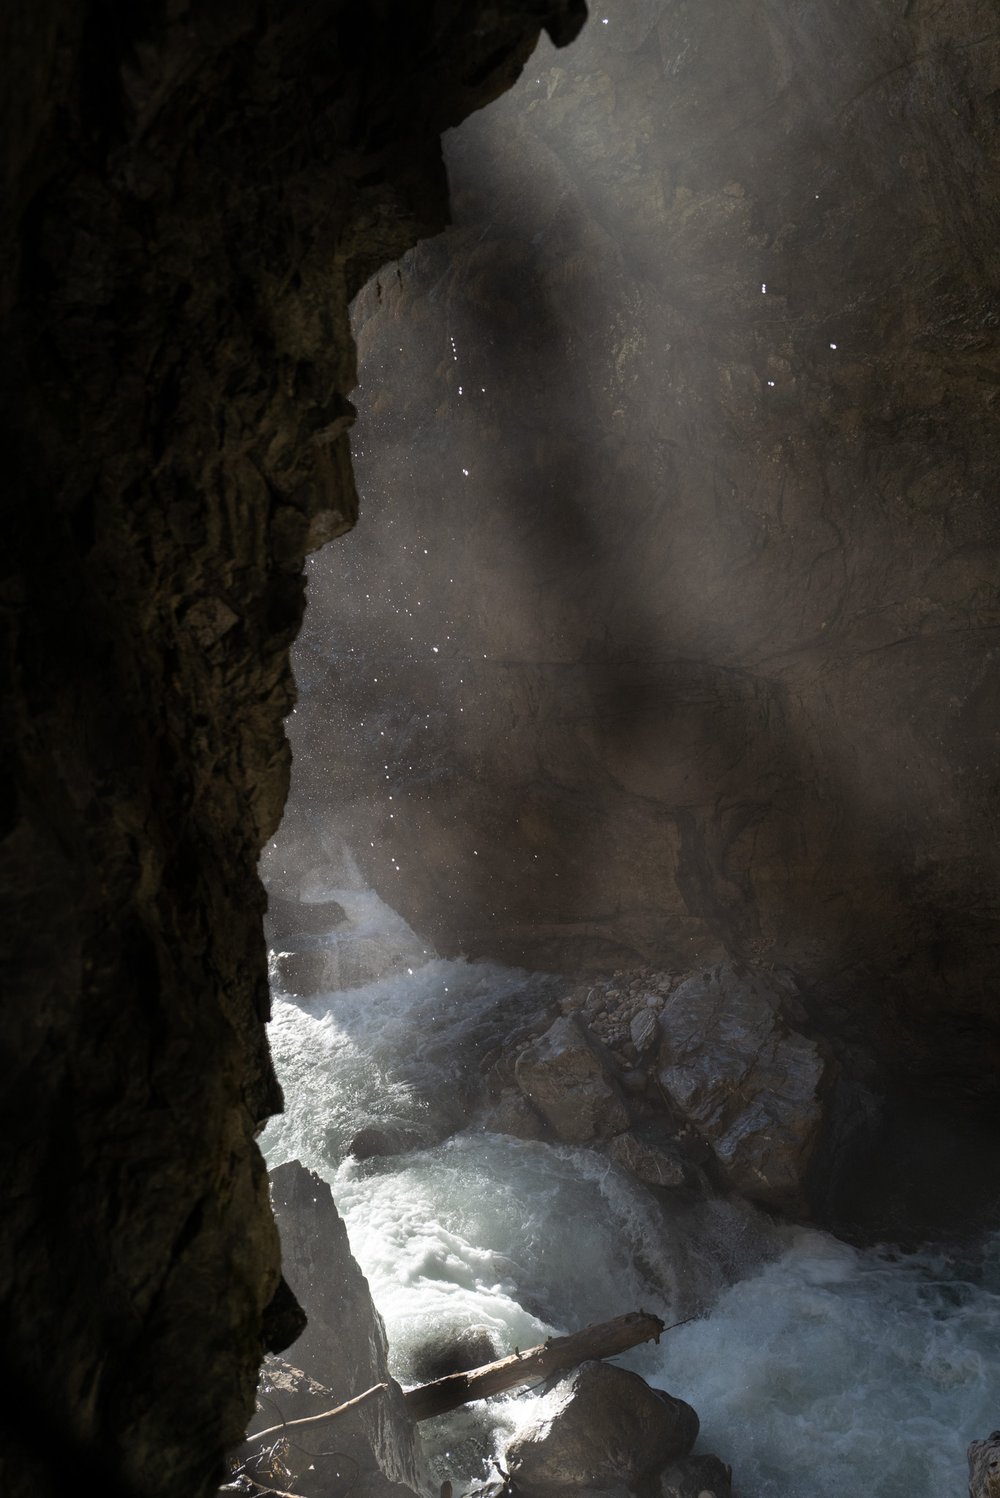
(656, 966, 829, 1208)
(252, 1161, 428, 1498)
(504, 1362, 698, 1494)
(514, 1017, 630, 1142)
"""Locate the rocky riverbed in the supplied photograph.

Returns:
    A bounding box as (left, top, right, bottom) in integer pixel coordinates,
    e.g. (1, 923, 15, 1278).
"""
(250, 883, 999, 1498)
(233, 1161, 733, 1498)
(484, 963, 831, 1215)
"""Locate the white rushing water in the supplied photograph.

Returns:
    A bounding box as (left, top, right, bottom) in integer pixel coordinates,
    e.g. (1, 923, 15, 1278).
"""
(261, 885, 999, 1498)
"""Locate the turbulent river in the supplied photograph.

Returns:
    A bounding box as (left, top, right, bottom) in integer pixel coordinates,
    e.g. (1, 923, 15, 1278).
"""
(260, 884, 998, 1498)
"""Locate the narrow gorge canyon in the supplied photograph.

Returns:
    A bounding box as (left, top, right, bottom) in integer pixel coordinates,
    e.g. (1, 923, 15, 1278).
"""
(2, 2, 998, 1497)
(286, 0, 1000, 1238)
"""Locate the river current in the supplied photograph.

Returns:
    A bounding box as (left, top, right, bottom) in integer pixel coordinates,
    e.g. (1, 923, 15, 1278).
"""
(260, 885, 998, 1498)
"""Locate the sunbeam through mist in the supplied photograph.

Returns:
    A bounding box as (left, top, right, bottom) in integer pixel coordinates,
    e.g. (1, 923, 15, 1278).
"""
(261, 3, 1000, 1496)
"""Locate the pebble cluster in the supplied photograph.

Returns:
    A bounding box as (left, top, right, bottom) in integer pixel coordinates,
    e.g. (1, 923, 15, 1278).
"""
(559, 967, 678, 1065)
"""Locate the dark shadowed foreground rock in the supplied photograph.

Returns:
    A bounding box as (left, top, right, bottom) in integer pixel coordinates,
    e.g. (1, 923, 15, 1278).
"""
(655, 1455, 733, 1498)
(250, 1161, 427, 1498)
(0, 2, 586, 1495)
(968, 1432, 1000, 1498)
(657, 966, 829, 1207)
(505, 1361, 698, 1494)
(514, 1017, 630, 1142)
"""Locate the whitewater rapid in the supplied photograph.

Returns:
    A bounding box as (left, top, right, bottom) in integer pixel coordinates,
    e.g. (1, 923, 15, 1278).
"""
(260, 889, 998, 1498)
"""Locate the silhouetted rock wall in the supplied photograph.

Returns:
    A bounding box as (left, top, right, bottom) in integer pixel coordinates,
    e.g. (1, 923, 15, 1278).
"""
(0, 3, 585, 1496)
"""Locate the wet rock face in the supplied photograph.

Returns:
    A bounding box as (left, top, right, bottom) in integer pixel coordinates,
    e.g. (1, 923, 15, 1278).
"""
(514, 1015, 630, 1142)
(606, 1128, 688, 1190)
(656, 966, 830, 1209)
(289, 0, 1000, 1112)
(251, 1162, 426, 1498)
(490, 963, 828, 1213)
(0, 4, 584, 1497)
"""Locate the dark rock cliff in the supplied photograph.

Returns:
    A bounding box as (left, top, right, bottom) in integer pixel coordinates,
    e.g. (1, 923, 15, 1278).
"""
(286, 0, 1000, 1157)
(0, 4, 585, 1496)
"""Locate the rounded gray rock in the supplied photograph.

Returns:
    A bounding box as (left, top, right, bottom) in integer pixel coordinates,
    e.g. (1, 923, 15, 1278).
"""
(505, 1361, 698, 1493)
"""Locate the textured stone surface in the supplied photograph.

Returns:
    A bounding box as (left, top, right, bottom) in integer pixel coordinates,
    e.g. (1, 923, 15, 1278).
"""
(969, 1432, 1000, 1498)
(504, 1361, 699, 1493)
(630, 1008, 660, 1056)
(480, 1090, 549, 1140)
(286, 0, 1000, 1126)
(607, 1129, 688, 1190)
(515, 1015, 630, 1141)
(656, 966, 829, 1208)
(252, 1162, 426, 1498)
(0, 3, 585, 1496)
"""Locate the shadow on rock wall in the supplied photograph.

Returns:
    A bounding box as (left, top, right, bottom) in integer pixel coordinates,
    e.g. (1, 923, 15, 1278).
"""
(286, 0, 1000, 1126)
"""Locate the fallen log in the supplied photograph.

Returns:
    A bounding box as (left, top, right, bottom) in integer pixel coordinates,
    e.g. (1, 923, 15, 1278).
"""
(403, 1310, 666, 1423)
(249, 1381, 391, 1445)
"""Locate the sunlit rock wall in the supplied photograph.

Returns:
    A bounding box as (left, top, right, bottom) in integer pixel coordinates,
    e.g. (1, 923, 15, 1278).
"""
(289, 0, 1000, 1115)
(0, 3, 585, 1496)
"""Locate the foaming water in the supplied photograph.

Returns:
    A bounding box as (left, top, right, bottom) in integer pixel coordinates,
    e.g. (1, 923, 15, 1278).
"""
(332, 1134, 694, 1373)
(662, 1231, 999, 1497)
(262, 895, 999, 1497)
(263, 949, 556, 1165)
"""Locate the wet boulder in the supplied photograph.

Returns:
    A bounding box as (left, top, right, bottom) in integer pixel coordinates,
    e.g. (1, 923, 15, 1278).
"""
(514, 1017, 629, 1143)
(607, 1128, 689, 1189)
(656, 966, 829, 1209)
(654, 1454, 733, 1498)
(504, 1361, 698, 1494)
(251, 1161, 428, 1498)
(409, 1324, 499, 1383)
(348, 1120, 429, 1161)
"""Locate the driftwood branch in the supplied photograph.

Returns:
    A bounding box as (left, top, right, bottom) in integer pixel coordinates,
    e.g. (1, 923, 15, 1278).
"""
(243, 1311, 666, 1448)
(403, 1310, 665, 1423)
(250, 1382, 390, 1444)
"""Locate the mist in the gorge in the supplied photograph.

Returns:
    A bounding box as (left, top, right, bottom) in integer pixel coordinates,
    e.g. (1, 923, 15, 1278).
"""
(259, 8, 1000, 1498)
